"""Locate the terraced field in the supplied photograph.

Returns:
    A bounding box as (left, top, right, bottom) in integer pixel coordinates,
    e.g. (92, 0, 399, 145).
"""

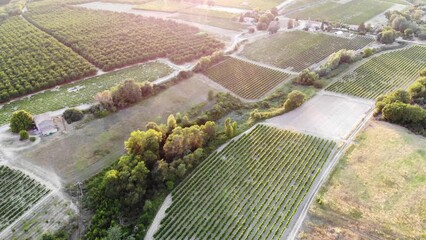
(286, 0, 393, 25)
(326, 45, 426, 99)
(240, 31, 372, 72)
(205, 57, 293, 100)
(155, 124, 337, 239)
(0, 165, 51, 232)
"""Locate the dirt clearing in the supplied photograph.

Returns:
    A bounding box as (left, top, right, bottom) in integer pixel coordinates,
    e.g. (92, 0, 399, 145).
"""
(266, 92, 374, 140)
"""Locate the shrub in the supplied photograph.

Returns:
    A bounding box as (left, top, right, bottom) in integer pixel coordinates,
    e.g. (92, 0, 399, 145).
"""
(19, 130, 29, 141)
(294, 69, 319, 86)
(284, 90, 306, 111)
(377, 28, 397, 44)
(63, 108, 84, 124)
(10, 110, 34, 133)
(363, 48, 374, 58)
(29, 136, 36, 142)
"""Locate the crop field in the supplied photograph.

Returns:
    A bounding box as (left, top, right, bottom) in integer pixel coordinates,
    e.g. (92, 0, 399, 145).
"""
(204, 57, 293, 99)
(0, 17, 96, 103)
(25, 7, 224, 70)
(0, 62, 173, 126)
(326, 45, 426, 99)
(0, 194, 75, 240)
(155, 124, 336, 239)
(133, 0, 194, 12)
(286, 0, 393, 25)
(212, 0, 283, 10)
(173, 14, 244, 31)
(0, 165, 51, 232)
(240, 31, 372, 72)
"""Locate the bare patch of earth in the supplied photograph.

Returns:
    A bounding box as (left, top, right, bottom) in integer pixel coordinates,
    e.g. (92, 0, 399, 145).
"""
(266, 91, 374, 141)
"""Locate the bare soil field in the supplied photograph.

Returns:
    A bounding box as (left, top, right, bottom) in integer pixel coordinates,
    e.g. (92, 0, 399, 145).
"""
(266, 92, 374, 140)
(19, 76, 218, 184)
(298, 121, 426, 240)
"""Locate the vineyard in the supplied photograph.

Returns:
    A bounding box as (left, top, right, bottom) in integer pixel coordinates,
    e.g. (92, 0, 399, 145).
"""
(155, 124, 336, 239)
(0, 165, 51, 232)
(0, 193, 75, 240)
(285, 0, 393, 25)
(25, 7, 224, 71)
(326, 45, 426, 99)
(204, 57, 293, 100)
(0, 17, 96, 102)
(0, 62, 173, 126)
(240, 31, 372, 72)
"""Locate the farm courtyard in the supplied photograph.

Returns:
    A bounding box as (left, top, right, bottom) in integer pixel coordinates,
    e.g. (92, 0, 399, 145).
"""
(0, 0, 425, 239)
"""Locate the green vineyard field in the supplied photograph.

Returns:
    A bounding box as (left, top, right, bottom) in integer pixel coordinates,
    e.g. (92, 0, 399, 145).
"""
(0, 165, 51, 231)
(25, 7, 224, 71)
(240, 31, 372, 72)
(326, 45, 426, 99)
(155, 124, 336, 239)
(285, 0, 393, 25)
(0, 17, 96, 102)
(205, 57, 293, 99)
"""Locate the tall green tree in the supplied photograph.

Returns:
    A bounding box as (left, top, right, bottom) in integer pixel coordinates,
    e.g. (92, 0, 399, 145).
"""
(10, 110, 34, 133)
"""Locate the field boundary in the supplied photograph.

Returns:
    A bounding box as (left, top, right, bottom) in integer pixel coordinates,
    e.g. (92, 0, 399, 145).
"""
(285, 108, 375, 239)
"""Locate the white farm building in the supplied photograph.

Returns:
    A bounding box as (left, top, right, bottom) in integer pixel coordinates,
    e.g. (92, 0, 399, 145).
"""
(34, 113, 57, 136)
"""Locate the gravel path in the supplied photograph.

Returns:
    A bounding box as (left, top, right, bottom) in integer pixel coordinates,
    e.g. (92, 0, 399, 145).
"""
(145, 195, 173, 240)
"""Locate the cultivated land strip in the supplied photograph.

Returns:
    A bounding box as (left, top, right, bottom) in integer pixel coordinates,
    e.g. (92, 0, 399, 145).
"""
(326, 45, 426, 99)
(153, 124, 337, 239)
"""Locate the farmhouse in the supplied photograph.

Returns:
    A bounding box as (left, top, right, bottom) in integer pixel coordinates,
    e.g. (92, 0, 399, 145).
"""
(34, 113, 57, 136)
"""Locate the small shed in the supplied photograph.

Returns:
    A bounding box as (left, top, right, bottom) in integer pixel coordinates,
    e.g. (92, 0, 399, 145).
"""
(34, 113, 57, 136)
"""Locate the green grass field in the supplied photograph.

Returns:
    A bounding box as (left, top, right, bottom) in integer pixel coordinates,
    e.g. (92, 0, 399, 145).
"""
(155, 124, 336, 239)
(286, 0, 393, 25)
(300, 121, 426, 239)
(0, 62, 173, 126)
(205, 57, 294, 100)
(326, 45, 426, 99)
(240, 31, 372, 72)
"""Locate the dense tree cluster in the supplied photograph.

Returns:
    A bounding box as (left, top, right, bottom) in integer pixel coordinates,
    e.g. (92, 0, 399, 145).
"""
(375, 69, 426, 136)
(86, 118, 217, 239)
(0, 17, 96, 102)
(384, 7, 424, 39)
(95, 80, 155, 110)
(25, 7, 224, 71)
